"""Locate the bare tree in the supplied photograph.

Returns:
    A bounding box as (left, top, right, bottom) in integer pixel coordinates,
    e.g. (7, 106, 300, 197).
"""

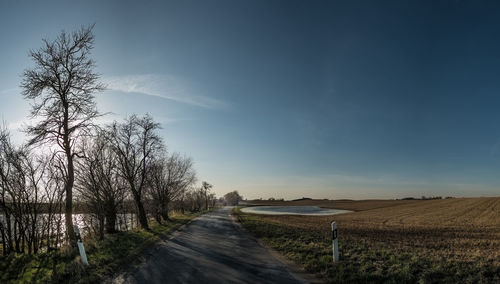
(108, 114, 162, 230)
(207, 193, 217, 209)
(224, 191, 243, 206)
(42, 157, 65, 251)
(201, 181, 213, 210)
(76, 131, 125, 238)
(0, 127, 53, 254)
(20, 24, 104, 242)
(0, 127, 19, 254)
(147, 152, 196, 223)
(19, 151, 48, 254)
(184, 187, 205, 212)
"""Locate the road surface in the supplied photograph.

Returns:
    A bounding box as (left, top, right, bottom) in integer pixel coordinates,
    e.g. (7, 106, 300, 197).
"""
(112, 207, 309, 284)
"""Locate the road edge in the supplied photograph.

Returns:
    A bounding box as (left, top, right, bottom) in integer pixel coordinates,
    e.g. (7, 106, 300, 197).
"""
(230, 213, 325, 284)
(106, 213, 206, 284)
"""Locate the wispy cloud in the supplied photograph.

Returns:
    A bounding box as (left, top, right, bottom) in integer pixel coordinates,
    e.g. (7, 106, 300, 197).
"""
(104, 74, 229, 109)
(0, 87, 20, 96)
(6, 120, 25, 131)
(5, 116, 44, 132)
(94, 113, 184, 127)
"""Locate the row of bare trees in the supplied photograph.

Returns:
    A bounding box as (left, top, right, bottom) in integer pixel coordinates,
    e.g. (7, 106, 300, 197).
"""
(75, 114, 211, 238)
(0, 114, 215, 254)
(0, 25, 216, 255)
(0, 128, 67, 254)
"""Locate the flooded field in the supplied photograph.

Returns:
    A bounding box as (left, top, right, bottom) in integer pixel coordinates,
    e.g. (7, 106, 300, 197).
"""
(241, 206, 351, 216)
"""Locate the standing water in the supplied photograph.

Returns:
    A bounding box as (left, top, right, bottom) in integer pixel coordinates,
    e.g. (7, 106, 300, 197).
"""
(241, 206, 352, 216)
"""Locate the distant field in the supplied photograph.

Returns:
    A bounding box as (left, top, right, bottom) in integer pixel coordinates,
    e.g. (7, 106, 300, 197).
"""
(236, 198, 500, 283)
(245, 198, 422, 211)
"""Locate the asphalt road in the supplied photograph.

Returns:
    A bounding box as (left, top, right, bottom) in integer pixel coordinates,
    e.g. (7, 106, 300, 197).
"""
(112, 207, 308, 284)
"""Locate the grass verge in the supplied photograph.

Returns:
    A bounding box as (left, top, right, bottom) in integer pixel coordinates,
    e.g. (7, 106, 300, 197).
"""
(0, 211, 203, 283)
(233, 207, 500, 283)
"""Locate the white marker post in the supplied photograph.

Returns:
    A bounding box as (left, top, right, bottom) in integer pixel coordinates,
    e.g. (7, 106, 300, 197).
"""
(73, 225, 89, 266)
(331, 221, 339, 262)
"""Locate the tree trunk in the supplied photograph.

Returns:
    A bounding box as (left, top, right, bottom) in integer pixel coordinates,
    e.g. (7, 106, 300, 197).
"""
(160, 202, 169, 221)
(133, 193, 149, 230)
(154, 211, 162, 225)
(21, 231, 25, 253)
(205, 191, 208, 210)
(14, 220, 20, 253)
(98, 215, 105, 240)
(65, 149, 76, 244)
(5, 214, 12, 253)
(0, 222, 6, 255)
(33, 232, 38, 254)
(46, 209, 53, 250)
(104, 204, 117, 234)
(55, 214, 62, 249)
(32, 215, 38, 254)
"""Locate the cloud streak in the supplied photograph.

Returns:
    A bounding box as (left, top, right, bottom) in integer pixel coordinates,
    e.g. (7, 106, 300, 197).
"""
(0, 87, 20, 96)
(104, 74, 229, 109)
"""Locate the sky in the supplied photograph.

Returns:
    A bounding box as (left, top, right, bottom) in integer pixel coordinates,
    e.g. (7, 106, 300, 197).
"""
(1, 0, 500, 200)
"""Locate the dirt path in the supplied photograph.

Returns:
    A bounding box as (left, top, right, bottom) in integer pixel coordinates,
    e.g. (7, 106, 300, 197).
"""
(112, 207, 309, 284)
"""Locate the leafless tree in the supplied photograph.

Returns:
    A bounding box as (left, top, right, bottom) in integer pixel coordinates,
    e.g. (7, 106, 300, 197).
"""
(183, 186, 206, 212)
(0, 127, 54, 254)
(147, 152, 196, 223)
(19, 152, 49, 254)
(208, 193, 217, 208)
(20, 24, 104, 242)
(76, 131, 126, 238)
(224, 191, 243, 206)
(201, 181, 213, 210)
(42, 157, 65, 250)
(107, 114, 162, 230)
(0, 127, 18, 254)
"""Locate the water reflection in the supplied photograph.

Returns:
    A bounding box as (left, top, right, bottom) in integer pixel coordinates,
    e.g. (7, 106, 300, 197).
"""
(241, 206, 352, 216)
(0, 213, 138, 247)
(73, 213, 139, 236)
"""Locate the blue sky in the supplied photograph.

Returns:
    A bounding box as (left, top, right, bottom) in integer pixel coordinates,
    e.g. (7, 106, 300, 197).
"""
(1, 0, 500, 199)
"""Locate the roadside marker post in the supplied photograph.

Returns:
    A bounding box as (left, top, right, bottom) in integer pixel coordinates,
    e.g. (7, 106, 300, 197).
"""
(331, 221, 339, 262)
(74, 225, 89, 266)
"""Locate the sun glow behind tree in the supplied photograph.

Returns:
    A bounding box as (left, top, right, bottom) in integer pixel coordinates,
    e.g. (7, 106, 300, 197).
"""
(20, 24, 105, 242)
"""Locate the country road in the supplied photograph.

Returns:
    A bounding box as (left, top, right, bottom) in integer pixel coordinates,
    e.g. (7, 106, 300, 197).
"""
(112, 207, 310, 284)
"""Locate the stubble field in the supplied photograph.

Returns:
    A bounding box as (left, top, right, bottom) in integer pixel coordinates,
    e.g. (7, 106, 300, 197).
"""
(235, 198, 500, 283)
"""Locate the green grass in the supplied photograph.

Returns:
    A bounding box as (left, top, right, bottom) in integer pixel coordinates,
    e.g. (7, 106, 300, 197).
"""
(0, 212, 202, 283)
(233, 207, 500, 283)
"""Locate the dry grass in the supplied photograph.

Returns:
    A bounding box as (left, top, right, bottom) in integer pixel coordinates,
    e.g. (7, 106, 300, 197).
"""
(0, 212, 202, 283)
(259, 198, 500, 261)
(237, 198, 500, 282)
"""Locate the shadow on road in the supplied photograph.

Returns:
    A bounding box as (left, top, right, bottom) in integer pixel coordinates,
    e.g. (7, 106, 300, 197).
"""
(113, 207, 308, 284)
